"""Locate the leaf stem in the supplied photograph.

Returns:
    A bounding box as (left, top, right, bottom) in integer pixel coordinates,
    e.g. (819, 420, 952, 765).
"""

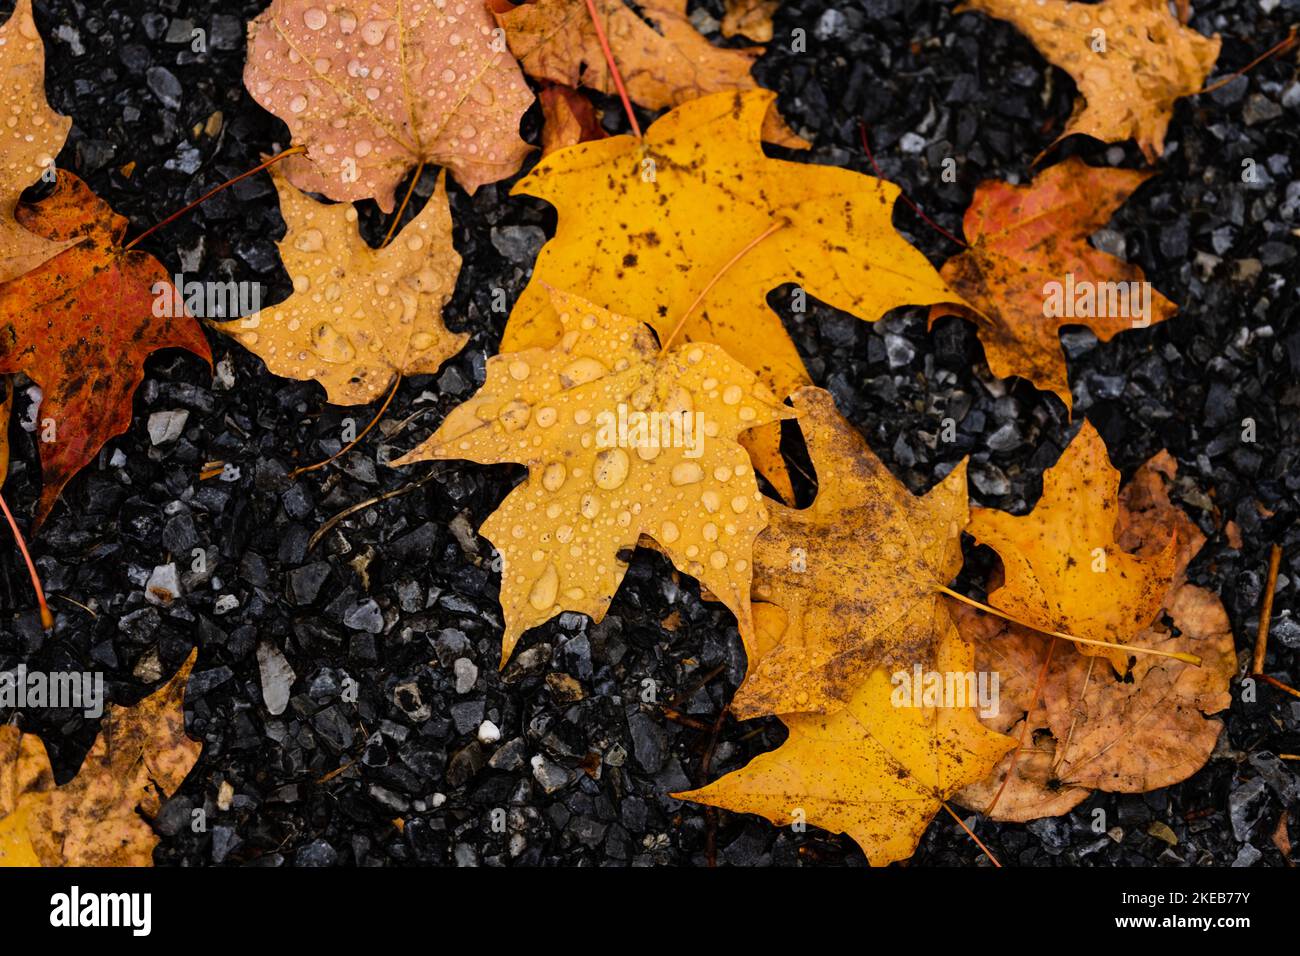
(936, 585, 1202, 666)
(308, 469, 439, 551)
(381, 161, 427, 248)
(658, 219, 788, 357)
(0, 489, 52, 630)
(940, 801, 1000, 867)
(1251, 543, 1282, 674)
(858, 120, 966, 249)
(123, 145, 307, 252)
(1257, 673, 1300, 701)
(1199, 26, 1298, 97)
(581, 0, 642, 138)
(290, 374, 401, 480)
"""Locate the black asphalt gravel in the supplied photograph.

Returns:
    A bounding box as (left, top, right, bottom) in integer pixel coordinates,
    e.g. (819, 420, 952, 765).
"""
(1, 0, 1297, 867)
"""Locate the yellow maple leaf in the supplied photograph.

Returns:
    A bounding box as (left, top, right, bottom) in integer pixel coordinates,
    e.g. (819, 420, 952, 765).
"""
(677, 617, 1014, 866)
(501, 90, 961, 498)
(219, 164, 466, 405)
(0, 0, 77, 284)
(0, 651, 200, 867)
(968, 421, 1178, 673)
(733, 387, 970, 719)
(958, 0, 1220, 161)
(393, 287, 791, 665)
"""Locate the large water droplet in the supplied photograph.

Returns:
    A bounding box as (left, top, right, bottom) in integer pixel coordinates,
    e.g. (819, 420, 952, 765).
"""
(670, 462, 703, 486)
(529, 564, 559, 611)
(560, 357, 606, 387)
(594, 449, 630, 490)
(361, 19, 390, 45)
(310, 323, 355, 363)
(294, 228, 324, 252)
(665, 386, 693, 417)
(498, 400, 530, 431)
(542, 462, 566, 492)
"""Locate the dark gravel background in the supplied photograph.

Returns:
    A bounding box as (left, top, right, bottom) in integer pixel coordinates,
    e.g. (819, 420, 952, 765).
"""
(1, 0, 1297, 867)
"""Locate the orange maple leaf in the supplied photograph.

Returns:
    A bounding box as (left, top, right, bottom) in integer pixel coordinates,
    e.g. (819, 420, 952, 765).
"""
(0, 172, 211, 524)
(933, 158, 1177, 409)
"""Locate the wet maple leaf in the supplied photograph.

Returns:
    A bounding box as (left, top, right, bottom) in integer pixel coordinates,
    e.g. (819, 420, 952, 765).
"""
(496, 0, 803, 147)
(245, 0, 535, 211)
(955, 450, 1218, 820)
(0, 0, 76, 284)
(0, 650, 200, 866)
(392, 286, 791, 665)
(721, 0, 779, 42)
(731, 387, 969, 719)
(218, 163, 466, 405)
(677, 615, 1014, 866)
(958, 0, 1220, 161)
(1044, 582, 1234, 791)
(538, 84, 607, 157)
(968, 421, 1178, 674)
(954, 586, 1233, 816)
(933, 158, 1176, 410)
(0, 172, 211, 525)
(946, 600, 1092, 823)
(502, 90, 961, 499)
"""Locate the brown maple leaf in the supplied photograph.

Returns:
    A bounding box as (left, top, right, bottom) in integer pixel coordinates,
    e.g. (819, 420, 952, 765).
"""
(245, 0, 535, 211)
(537, 84, 607, 157)
(0, 172, 211, 525)
(953, 581, 1234, 817)
(733, 387, 970, 719)
(947, 599, 1092, 823)
(496, 0, 805, 147)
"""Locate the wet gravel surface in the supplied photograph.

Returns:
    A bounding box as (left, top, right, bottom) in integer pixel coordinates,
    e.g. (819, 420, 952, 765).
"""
(1, 0, 1298, 866)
